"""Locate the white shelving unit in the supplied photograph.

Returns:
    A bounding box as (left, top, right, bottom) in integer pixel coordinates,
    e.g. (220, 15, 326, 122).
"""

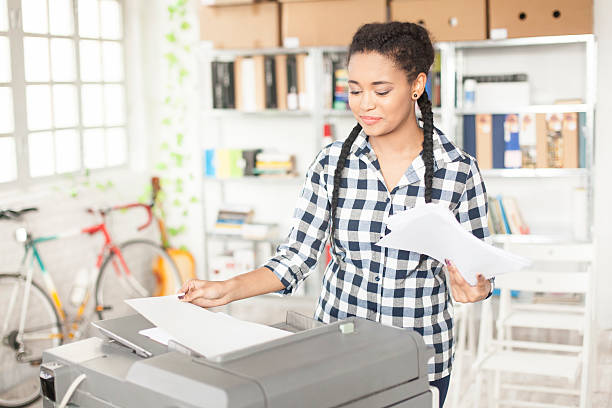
(197, 34, 596, 297)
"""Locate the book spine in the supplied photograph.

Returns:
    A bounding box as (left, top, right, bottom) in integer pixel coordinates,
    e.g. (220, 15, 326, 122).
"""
(497, 195, 512, 234)
(492, 114, 506, 169)
(462, 115, 476, 157)
(264, 56, 277, 109)
(476, 114, 493, 169)
(274, 54, 288, 110)
(503, 114, 521, 168)
(286, 55, 298, 110)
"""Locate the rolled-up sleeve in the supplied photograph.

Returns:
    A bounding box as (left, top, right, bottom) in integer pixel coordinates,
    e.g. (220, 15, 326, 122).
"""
(455, 157, 495, 299)
(262, 148, 331, 295)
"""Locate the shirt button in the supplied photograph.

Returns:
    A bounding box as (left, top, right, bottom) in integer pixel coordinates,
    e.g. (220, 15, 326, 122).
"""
(375, 276, 380, 282)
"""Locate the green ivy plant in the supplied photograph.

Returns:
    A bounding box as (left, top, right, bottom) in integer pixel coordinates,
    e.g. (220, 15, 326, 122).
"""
(148, 0, 199, 252)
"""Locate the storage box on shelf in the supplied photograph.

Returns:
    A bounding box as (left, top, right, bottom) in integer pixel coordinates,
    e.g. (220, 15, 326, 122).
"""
(488, 0, 593, 40)
(199, 2, 280, 49)
(390, 0, 487, 42)
(279, 0, 386, 47)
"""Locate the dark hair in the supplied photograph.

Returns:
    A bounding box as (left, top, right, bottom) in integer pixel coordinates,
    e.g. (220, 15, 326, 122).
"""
(330, 22, 436, 257)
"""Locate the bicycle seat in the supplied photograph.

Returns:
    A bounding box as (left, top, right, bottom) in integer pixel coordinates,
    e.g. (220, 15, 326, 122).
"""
(0, 207, 38, 221)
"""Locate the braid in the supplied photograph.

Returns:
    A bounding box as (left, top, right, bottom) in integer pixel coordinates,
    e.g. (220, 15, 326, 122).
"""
(417, 90, 435, 203)
(330, 123, 362, 252)
(416, 90, 435, 270)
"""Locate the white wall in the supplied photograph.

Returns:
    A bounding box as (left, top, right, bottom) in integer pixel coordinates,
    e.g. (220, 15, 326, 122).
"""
(593, 0, 612, 329)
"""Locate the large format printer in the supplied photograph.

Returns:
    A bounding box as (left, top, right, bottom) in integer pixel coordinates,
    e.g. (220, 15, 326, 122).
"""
(40, 312, 434, 407)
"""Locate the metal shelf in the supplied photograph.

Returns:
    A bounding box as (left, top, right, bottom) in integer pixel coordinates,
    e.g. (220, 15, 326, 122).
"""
(201, 44, 348, 58)
(482, 168, 588, 178)
(491, 234, 589, 245)
(203, 176, 302, 183)
(204, 109, 312, 117)
(456, 104, 592, 115)
(453, 34, 595, 49)
(206, 231, 280, 244)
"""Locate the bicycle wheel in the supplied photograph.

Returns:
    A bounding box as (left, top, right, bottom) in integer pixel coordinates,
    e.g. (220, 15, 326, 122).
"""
(94, 239, 182, 320)
(0, 274, 62, 408)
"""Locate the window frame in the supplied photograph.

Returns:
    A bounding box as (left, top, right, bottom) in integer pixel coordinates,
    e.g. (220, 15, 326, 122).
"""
(0, 0, 129, 190)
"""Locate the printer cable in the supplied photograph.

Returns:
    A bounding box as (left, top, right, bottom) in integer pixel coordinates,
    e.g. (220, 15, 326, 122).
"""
(57, 373, 87, 408)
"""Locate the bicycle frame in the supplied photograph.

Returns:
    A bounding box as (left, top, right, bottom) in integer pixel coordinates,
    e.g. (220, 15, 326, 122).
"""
(3, 203, 153, 345)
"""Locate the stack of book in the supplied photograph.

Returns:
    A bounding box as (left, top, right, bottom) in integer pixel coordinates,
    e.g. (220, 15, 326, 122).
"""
(214, 205, 254, 233)
(253, 152, 295, 177)
(211, 53, 313, 111)
(212, 205, 277, 240)
(463, 109, 585, 169)
(488, 195, 530, 235)
(204, 148, 296, 178)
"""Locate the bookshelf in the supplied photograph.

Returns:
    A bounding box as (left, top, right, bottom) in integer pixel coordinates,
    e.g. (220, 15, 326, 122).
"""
(198, 34, 596, 298)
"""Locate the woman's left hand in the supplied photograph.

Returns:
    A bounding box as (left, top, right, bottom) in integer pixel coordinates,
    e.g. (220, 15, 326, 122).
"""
(445, 259, 491, 303)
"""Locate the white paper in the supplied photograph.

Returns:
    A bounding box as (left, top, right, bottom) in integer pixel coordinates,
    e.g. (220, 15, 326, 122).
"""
(377, 204, 531, 286)
(139, 327, 174, 346)
(126, 295, 291, 358)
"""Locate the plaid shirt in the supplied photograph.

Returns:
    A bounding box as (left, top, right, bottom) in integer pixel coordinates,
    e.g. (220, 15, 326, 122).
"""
(263, 127, 492, 381)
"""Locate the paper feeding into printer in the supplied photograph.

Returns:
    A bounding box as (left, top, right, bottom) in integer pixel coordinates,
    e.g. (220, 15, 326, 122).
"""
(125, 295, 291, 357)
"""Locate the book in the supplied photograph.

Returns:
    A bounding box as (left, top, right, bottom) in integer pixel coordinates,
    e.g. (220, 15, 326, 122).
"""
(462, 115, 476, 158)
(286, 55, 298, 110)
(233, 57, 244, 110)
(492, 114, 506, 168)
(253, 55, 266, 111)
(519, 113, 537, 168)
(503, 114, 521, 168)
(546, 113, 564, 168)
(264, 56, 277, 109)
(476, 114, 493, 169)
(562, 112, 579, 168)
(296, 53, 308, 110)
(274, 54, 288, 110)
(204, 149, 216, 177)
(496, 194, 511, 234)
(535, 113, 548, 168)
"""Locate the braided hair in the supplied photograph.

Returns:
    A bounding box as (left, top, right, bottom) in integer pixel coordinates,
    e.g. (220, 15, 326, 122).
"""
(330, 22, 436, 258)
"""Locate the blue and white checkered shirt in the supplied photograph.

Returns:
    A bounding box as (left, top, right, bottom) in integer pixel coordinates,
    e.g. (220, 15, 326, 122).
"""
(263, 127, 492, 380)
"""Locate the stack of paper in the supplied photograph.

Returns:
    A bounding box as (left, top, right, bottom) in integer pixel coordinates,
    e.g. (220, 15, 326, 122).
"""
(125, 295, 291, 358)
(376, 204, 531, 285)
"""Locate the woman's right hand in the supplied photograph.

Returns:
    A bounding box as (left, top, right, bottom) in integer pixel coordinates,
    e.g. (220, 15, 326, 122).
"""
(178, 279, 233, 308)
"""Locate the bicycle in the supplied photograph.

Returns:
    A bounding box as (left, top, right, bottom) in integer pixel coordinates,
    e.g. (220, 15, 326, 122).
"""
(0, 204, 182, 407)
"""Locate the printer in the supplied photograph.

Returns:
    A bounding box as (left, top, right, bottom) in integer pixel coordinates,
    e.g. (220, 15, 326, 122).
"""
(40, 311, 434, 408)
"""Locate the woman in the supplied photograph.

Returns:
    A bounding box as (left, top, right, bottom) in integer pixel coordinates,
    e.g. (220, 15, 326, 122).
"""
(181, 22, 493, 407)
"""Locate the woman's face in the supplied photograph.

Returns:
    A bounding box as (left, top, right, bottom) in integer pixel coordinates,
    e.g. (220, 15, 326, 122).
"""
(347, 51, 419, 137)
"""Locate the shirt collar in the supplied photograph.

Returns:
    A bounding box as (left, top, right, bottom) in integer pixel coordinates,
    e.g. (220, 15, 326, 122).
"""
(352, 125, 465, 170)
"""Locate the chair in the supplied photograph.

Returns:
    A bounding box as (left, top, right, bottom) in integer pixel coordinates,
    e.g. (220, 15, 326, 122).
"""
(473, 243, 595, 408)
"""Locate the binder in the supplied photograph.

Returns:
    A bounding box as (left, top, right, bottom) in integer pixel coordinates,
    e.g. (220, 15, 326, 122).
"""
(274, 54, 288, 110)
(264, 56, 277, 109)
(491, 114, 506, 168)
(562, 112, 578, 168)
(475, 114, 493, 169)
(462, 115, 476, 158)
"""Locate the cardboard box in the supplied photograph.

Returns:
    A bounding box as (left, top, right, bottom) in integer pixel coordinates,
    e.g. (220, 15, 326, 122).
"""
(488, 0, 593, 39)
(200, 2, 280, 49)
(390, 0, 486, 42)
(280, 0, 387, 47)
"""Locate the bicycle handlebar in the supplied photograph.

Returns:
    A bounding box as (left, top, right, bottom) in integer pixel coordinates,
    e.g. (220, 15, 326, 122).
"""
(111, 203, 153, 231)
(0, 207, 38, 221)
(85, 203, 153, 232)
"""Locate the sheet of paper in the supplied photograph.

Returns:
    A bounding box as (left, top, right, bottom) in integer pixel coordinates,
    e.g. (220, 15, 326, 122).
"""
(139, 327, 175, 346)
(126, 295, 291, 358)
(377, 204, 531, 286)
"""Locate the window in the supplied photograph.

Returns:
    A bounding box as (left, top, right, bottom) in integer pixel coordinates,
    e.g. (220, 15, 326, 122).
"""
(0, 0, 127, 185)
